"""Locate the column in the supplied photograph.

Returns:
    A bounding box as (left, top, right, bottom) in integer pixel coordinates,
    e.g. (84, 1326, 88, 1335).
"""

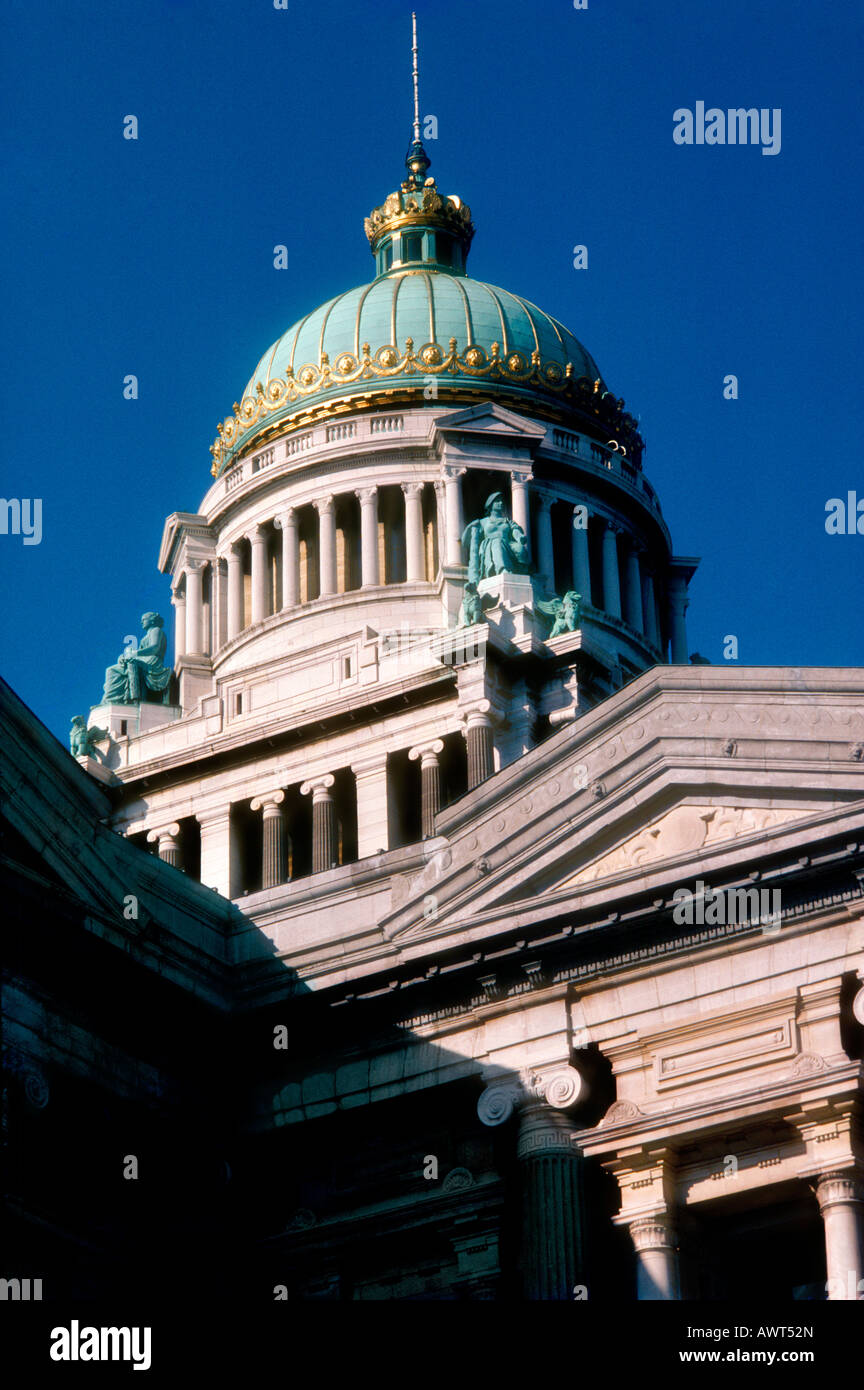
(147, 822, 182, 869)
(510, 471, 531, 536)
(185, 561, 204, 654)
(464, 701, 494, 789)
(403, 482, 426, 582)
(624, 541, 644, 633)
(226, 544, 244, 640)
(601, 520, 622, 620)
(301, 773, 337, 873)
(316, 497, 337, 597)
(535, 492, 555, 592)
(356, 487, 379, 587)
(667, 573, 689, 663)
(275, 510, 299, 609)
(171, 589, 186, 664)
(409, 739, 444, 839)
(351, 753, 389, 858)
(641, 569, 659, 648)
(477, 1065, 587, 1301)
(213, 557, 228, 651)
(629, 1216, 682, 1300)
(250, 790, 287, 889)
(571, 504, 591, 605)
(517, 1103, 585, 1300)
(815, 1171, 864, 1301)
(197, 807, 234, 898)
(248, 525, 269, 624)
(443, 466, 465, 567)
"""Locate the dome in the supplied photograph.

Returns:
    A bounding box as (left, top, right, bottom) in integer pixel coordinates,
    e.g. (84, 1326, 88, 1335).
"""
(210, 142, 642, 476)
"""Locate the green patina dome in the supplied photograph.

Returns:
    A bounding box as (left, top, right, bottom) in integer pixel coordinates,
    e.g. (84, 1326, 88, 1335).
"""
(210, 144, 642, 476)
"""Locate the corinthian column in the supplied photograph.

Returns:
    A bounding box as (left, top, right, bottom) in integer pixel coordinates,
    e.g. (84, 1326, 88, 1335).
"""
(815, 1171, 864, 1301)
(409, 738, 444, 839)
(226, 544, 244, 639)
(571, 504, 591, 605)
(443, 466, 465, 567)
(601, 521, 622, 620)
(641, 568, 659, 648)
(185, 561, 204, 654)
(172, 589, 186, 664)
(301, 773, 337, 873)
(624, 541, 644, 633)
(248, 525, 270, 624)
(275, 510, 299, 610)
(316, 496, 337, 596)
(147, 823, 182, 868)
(250, 790, 287, 889)
(356, 487, 379, 587)
(403, 482, 426, 582)
(535, 492, 555, 592)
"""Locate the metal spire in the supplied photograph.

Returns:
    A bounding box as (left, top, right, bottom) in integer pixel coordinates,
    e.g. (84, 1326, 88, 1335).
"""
(412, 12, 421, 145)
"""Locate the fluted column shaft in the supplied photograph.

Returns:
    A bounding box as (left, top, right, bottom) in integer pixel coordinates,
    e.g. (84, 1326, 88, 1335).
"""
(147, 823, 182, 869)
(443, 467, 465, 567)
(227, 545, 244, 639)
(251, 790, 287, 889)
(249, 526, 270, 625)
(601, 521, 622, 619)
(816, 1172, 864, 1301)
(356, 487, 379, 587)
(625, 543, 644, 633)
(464, 704, 494, 788)
(185, 562, 204, 654)
(316, 497, 337, 596)
(403, 482, 426, 582)
(213, 557, 227, 651)
(518, 1105, 585, 1301)
(536, 493, 555, 591)
(571, 505, 591, 604)
(409, 739, 444, 839)
(301, 774, 337, 873)
(276, 510, 299, 609)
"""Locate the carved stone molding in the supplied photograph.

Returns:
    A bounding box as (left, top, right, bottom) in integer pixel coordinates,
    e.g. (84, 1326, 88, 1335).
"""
(442, 1166, 474, 1192)
(600, 1099, 644, 1127)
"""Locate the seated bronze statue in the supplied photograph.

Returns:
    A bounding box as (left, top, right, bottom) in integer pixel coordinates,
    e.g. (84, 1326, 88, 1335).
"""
(102, 612, 172, 705)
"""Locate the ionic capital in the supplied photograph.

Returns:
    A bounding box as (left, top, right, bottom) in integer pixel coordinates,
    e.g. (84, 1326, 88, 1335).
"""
(300, 772, 335, 801)
(147, 822, 181, 846)
(250, 789, 286, 814)
(408, 738, 445, 769)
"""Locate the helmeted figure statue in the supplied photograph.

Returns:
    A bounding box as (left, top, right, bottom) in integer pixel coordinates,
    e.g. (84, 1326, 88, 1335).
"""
(102, 612, 172, 705)
(461, 491, 531, 585)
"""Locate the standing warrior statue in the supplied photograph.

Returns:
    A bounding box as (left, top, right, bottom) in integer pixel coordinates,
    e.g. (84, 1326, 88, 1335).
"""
(461, 492, 531, 585)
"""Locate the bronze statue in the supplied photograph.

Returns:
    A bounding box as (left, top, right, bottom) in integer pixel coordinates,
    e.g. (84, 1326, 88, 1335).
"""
(102, 612, 172, 705)
(461, 492, 531, 584)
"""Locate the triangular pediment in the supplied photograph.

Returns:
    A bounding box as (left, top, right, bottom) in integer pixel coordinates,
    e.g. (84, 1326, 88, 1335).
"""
(433, 401, 547, 441)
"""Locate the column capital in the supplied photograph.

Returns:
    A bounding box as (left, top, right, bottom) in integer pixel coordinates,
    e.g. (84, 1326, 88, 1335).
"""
(602, 518, 623, 537)
(227, 539, 245, 558)
(273, 509, 297, 530)
(185, 556, 206, 574)
(442, 464, 467, 481)
(355, 486, 378, 506)
(171, 588, 185, 605)
(535, 490, 555, 512)
(250, 789, 286, 813)
(815, 1170, 864, 1211)
(300, 772, 335, 800)
(510, 468, 533, 487)
(629, 1215, 678, 1253)
(477, 1064, 585, 1129)
(408, 738, 444, 767)
(314, 494, 335, 516)
(147, 822, 180, 844)
(401, 481, 424, 499)
(247, 523, 269, 545)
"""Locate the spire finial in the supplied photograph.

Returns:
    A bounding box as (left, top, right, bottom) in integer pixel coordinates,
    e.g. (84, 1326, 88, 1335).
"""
(412, 11, 421, 145)
(405, 11, 430, 187)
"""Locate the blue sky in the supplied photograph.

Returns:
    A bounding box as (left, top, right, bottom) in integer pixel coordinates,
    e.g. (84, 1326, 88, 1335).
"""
(2, 0, 862, 741)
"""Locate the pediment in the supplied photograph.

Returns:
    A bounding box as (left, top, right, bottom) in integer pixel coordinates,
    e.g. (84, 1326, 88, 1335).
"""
(433, 401, 547, 441)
